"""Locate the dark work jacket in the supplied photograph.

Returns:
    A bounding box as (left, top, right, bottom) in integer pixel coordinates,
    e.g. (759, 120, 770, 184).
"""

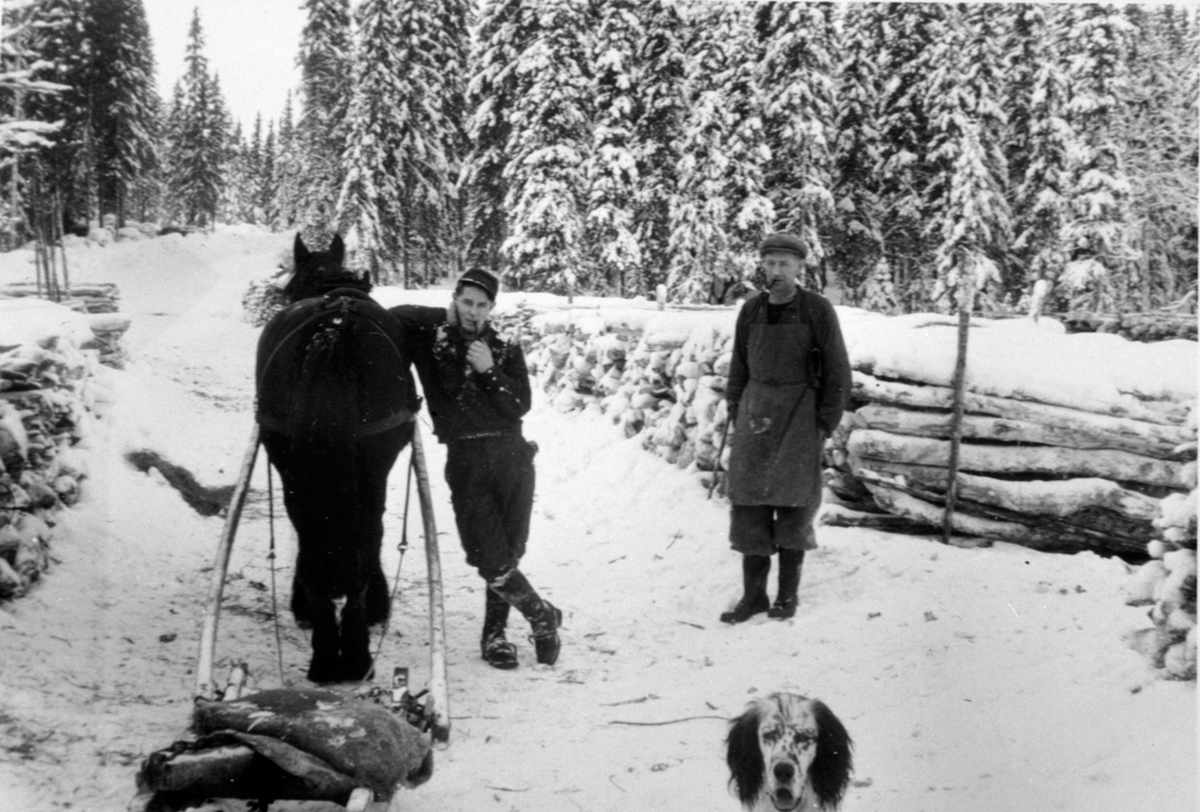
(725, 290, 851, 507)
(389, 304, 531, 443)
(727, 290, 851, 436)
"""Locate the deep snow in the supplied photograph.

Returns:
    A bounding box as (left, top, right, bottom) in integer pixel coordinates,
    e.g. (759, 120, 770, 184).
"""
(0, 228, 1194, 812)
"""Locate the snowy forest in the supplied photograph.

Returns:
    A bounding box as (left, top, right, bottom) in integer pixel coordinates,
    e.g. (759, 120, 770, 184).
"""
(1, 0, 1197, 313)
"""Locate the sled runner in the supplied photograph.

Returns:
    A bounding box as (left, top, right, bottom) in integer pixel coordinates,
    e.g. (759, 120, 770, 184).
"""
(132, 421, 450, 812)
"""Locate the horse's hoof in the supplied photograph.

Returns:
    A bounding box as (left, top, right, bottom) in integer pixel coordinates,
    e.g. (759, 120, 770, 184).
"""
(306, 662, 342, 685)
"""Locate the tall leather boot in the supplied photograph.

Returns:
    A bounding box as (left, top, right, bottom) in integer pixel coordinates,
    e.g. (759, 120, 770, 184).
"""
(480, 587, 518, 670)
(720, 554, 771, 624)
(489, 569, 562, 665)
(768, 549, 805, 619)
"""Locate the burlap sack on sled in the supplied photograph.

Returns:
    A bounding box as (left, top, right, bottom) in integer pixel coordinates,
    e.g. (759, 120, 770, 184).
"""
(138, 686, 434, 801)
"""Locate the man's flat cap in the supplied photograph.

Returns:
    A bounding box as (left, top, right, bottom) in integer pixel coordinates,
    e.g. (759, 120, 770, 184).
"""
(457, 267, 500, 301)
(759, 232, 808, 259)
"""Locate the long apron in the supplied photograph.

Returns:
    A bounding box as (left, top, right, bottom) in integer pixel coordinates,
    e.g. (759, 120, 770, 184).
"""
(726, 316, 822, 509)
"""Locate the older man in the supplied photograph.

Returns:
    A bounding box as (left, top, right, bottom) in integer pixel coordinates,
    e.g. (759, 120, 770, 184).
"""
(720, 233, 851, 623)
(390, 268, 561, 668)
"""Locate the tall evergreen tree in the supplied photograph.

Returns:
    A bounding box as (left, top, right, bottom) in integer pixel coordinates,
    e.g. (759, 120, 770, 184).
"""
(1120, 4, 1197, 306)
(1008, 5, 1072, 302)
(585, 0, 642, 295)
(435, 0, 473, 279)
(755, 1, 836, 275)
(923, 4, 1011, 308)
(336, 0, 409, 280)
(828, 2, 884, 303)
(463, 0, 529, 272)
(1060, 3, 1136, 309)
(273, 92, 304, 231)
(296, 0, 352, 243)
(501, 0, 592, 293)
(668, 2, 772, 302)
(389, 0, 462, 284)
(88, 0, 159, 224)
(631, 0, 687, 294)
(873, 3, 948, 308)
(163, 9, 227, 227)
(23, 0, 90, 230)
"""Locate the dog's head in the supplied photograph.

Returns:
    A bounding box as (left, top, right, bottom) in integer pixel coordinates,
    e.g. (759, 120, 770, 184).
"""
(726, 693, 853, 811)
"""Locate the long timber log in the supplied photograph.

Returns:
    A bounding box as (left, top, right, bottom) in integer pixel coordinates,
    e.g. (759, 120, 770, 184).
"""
(847, 429, 1195, 491)
(853, 371, 1192, 432)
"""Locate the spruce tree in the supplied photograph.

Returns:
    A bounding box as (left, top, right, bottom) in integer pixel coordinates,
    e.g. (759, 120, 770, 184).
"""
(501, 0, 592, 293)
(1008, 5, 1072, 304)
(463, 0, 529, 272)
(164, 9, 227, 228)
(667, 2, 772, 302)
(297, 0, 352, 243)
(829, 2, 884, 303)
(23, 0, 90, 230)
(923, 4, 1011, 309)
(1060, 4, 1136, 310)
(273, 93, 303, 231)
(754, 1, 836, 273)
(631, 0, 687, 294)
(336, 0, 408, 280)
(585, 0, 642, 296)
(88, 0, 160, 225)
(1120, 5, 1197, 307)
(873, 3, 948, 308)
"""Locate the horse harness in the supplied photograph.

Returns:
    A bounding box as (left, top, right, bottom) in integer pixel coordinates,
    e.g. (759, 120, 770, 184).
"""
(255, 287, 414, 439)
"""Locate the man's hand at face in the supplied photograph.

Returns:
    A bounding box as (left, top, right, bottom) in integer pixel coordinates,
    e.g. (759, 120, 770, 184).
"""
(466, 340, 494, 373)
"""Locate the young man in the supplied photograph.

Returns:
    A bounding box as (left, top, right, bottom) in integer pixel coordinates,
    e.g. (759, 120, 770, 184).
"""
(720, 233, 851, 623)
(390, 268, 561, 667)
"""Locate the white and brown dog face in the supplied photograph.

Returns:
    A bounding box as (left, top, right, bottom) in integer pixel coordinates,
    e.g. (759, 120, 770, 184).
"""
(726, 693, 853, 811)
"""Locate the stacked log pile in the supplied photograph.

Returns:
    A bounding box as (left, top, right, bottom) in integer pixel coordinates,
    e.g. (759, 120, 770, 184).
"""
(519, 302, 1197, 562)
(825, 372, 1196, 557)
(1, 282, 128, 368)
(523, 307, 735, 480)
(1126, 489, 1197, 679)
(0, 302, 100, 600)
(1063, 310, 1197, 342)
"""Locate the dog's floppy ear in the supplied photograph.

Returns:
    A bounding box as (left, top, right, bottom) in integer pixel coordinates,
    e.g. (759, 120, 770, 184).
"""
(809, 700, 854, 809)
(726, 702, 765, 808)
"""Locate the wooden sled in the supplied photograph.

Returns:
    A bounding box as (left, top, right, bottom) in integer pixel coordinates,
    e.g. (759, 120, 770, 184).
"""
(133, 422, 450, 812)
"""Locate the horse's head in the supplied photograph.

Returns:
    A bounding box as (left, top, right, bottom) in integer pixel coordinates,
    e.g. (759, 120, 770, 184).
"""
(284, 234, 371, 302)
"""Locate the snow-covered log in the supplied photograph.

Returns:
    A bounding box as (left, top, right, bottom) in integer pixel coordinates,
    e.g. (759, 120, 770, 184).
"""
(847, 429, 1194, 491)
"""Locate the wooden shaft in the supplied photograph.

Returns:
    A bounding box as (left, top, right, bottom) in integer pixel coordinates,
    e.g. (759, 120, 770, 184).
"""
(195, 424, 261, 701)
(942, 270, 974, 544)
(409, 423, 451, 747)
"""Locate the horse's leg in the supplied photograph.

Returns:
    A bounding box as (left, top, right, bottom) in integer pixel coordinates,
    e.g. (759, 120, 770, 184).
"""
(360, 425, 410, 627)
(338, 585, 374, 682)
(303, 577, 343, 684)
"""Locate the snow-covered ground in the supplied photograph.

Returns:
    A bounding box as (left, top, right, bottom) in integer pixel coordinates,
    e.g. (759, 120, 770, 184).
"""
(0, 228, 1194, 812)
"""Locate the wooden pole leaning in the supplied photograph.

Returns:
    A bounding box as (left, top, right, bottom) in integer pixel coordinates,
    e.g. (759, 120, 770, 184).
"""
(409, 422, 451, 747)
(196, 424, 261, 701)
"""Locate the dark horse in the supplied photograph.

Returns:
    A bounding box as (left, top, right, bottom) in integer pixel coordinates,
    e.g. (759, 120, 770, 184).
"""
(255, 234, 418, 683)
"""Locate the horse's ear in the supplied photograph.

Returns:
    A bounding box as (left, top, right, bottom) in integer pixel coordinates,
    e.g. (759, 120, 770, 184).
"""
(330, 235, 345, 265)
(294, 233, 310, 264)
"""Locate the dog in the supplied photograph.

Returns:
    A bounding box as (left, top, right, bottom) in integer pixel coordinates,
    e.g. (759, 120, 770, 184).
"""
(726, 693, 854, 811)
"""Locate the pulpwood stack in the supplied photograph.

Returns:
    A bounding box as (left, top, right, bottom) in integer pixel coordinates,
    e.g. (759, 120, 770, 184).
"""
(0, 298, 123, 600)
(513, 301, 1197, 562)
